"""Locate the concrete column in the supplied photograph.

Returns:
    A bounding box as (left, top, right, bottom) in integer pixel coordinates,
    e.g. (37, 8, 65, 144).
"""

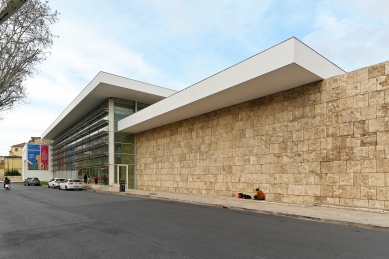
(108, 98, 115, 185)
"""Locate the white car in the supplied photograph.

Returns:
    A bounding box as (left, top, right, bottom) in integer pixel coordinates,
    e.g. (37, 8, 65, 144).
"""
(58, 179, 83, 191)
(48, 178, 65, 189)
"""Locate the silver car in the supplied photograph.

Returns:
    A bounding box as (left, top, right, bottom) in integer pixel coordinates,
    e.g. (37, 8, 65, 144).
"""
(24, 177, 40, 186)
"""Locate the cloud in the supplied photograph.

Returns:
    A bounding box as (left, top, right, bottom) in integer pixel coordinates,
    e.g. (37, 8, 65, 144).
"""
(0, 17, 161, 155)
(302, 0, 389, 71)
(2, 0, 389, 156)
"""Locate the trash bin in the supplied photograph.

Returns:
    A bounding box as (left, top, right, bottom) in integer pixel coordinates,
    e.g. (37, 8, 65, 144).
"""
(119, 180, 125, 192)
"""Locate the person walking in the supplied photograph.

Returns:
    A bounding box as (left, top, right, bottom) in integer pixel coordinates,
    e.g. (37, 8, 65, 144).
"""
(83, 173, 87, 183)
(103, 174, 108, 185)
(93, 175, 99, 184)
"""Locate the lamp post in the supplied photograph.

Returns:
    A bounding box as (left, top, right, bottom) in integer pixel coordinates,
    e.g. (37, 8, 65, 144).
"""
(0, 0, 28, 24)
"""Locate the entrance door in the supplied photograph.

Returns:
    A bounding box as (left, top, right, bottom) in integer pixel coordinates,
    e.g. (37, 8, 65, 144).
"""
(116, 164, 128, 189)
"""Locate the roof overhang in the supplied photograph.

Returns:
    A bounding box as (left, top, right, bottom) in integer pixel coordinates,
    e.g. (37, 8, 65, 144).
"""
(42, 72, 176, 140)
(118, 37, 345, 134)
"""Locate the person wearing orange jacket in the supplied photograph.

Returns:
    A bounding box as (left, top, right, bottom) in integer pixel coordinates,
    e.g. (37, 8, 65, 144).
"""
(254, 188, 265, 200)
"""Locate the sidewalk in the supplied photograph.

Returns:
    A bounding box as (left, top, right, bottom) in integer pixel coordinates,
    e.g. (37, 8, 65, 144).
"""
(85, 184, 389, 230)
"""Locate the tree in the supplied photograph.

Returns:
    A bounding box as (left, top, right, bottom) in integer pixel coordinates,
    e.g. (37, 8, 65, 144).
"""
(0, 0, 58, 118)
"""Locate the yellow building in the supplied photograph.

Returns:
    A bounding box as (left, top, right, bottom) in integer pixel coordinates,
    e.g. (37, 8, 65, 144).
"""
(3, 143, 25, 175)
(4, 155, 22, 174)
(9, 143, 24, 156)
(0, 156, 4, 176)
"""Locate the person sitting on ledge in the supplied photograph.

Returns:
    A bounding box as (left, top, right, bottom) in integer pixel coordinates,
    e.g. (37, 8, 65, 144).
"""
(254, 188, 265, 200)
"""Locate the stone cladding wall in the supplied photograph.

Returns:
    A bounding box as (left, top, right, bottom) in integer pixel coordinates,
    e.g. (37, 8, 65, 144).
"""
(136, 61, 389, 209)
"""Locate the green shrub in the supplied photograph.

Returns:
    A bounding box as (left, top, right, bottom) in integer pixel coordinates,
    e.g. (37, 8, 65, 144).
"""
(5, 169, 21, 176)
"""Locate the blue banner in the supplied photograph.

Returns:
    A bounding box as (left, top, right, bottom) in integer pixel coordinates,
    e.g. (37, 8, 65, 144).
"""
(28, 144, 40, 170)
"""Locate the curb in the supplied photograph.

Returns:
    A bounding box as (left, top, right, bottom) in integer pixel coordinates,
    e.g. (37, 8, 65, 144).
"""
(85, 188, 389, 231)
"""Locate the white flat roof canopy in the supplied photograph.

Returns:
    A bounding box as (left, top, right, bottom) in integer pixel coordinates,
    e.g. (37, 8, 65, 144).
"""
(42, 72, 176, 140)
(118, 37, 345, 134)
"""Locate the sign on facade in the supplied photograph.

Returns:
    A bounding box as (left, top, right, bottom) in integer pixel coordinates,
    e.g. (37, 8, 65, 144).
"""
(27, 144, 49, 170)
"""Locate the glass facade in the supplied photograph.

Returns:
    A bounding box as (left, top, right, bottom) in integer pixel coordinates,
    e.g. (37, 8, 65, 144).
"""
(52, 100, 109, 181)
(114, 99, 136, 189)
(51, 98, 150, 188)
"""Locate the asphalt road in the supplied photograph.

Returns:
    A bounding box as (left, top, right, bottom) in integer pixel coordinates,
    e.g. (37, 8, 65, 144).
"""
(0, 184, 388, 259)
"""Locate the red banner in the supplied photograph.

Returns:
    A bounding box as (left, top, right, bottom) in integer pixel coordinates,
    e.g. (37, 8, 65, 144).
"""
(40, 145, 49, 170)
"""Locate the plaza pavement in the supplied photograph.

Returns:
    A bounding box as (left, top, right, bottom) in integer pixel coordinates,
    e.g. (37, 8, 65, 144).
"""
(84, 183, 389, 231)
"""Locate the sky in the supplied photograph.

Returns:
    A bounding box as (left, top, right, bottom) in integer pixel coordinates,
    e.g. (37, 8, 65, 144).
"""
(0, 0, 389, 155)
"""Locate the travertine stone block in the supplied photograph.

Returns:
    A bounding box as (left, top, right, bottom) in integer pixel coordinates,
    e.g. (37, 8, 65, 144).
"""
(339, 123, 354, 136)
(377, 131, 389, 145)
(361, 160, 376, 173)
(347, 161, 361, 173)
(327, 76, 340, 90)
(361, 186, 377, 200)
(368, 118, 385, 132)
(368, 146, 385, 160)
(308, 139, 321, 151)
(368, 90, 384, 106)
(333, 186, 347, 198)
(354, 199, 369, 207)
(377, 76, 389, 91)
(354, 173, 369, 186)
(339, 97, 353, 110)
(314, 196, 326, 203)
(377, 187, 389, 200)
(321, 185, 333, 196)
(326, 197, 340, 204)
(354, 94, 369, 108)
(340, 72, 354, 85)
(386, 61, 389, 75)
(339, 198, 354, 206)
(361, 78, 377, 93)
(360, 133, 377, 147)
(353, 120, 368, 134)
(369, 200, 385, 208)
(347, 186, 361, 199)
(360, 105, 376, 120)
(369, 173, 385, 186)
(368, 63, 386, 79)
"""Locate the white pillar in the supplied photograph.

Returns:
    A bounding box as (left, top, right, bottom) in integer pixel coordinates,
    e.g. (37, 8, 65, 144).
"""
(108, 98, 115, 185)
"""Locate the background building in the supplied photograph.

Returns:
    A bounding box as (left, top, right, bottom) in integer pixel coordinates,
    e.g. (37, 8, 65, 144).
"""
(0, 156, 4, 176)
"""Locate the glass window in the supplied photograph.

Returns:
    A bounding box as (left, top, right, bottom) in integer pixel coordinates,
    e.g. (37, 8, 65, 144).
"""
(115, 154, 135, 165)
(137, 102, 149, 111)
(114, 143, 134, 154)
(114, 132, 135, 144)
(114, 99, 135, 121)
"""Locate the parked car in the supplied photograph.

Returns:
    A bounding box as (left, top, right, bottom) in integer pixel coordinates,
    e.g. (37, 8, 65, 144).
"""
(48, 178, 65, 188)
(24, 177, 32, 186)
(24, 177, 40, 186)
(58, 179, 83, 191)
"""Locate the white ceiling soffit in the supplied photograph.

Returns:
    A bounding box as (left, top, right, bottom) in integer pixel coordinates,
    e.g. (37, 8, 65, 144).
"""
(41, 72, 176, 140)
(118, 37, 345, 134)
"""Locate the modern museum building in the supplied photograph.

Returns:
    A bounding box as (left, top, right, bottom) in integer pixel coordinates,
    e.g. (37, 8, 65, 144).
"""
(41, 38, 389, 209)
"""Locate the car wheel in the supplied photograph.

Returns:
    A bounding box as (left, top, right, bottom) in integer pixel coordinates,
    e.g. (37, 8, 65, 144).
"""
(65, 186, 68, 191)
(47, 185, 50, 188)
(59, 186, 61, 190)
(79, 188, 83, 191)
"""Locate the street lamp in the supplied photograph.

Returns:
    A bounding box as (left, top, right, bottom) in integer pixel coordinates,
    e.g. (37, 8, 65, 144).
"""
(0, 0, 28, 24)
